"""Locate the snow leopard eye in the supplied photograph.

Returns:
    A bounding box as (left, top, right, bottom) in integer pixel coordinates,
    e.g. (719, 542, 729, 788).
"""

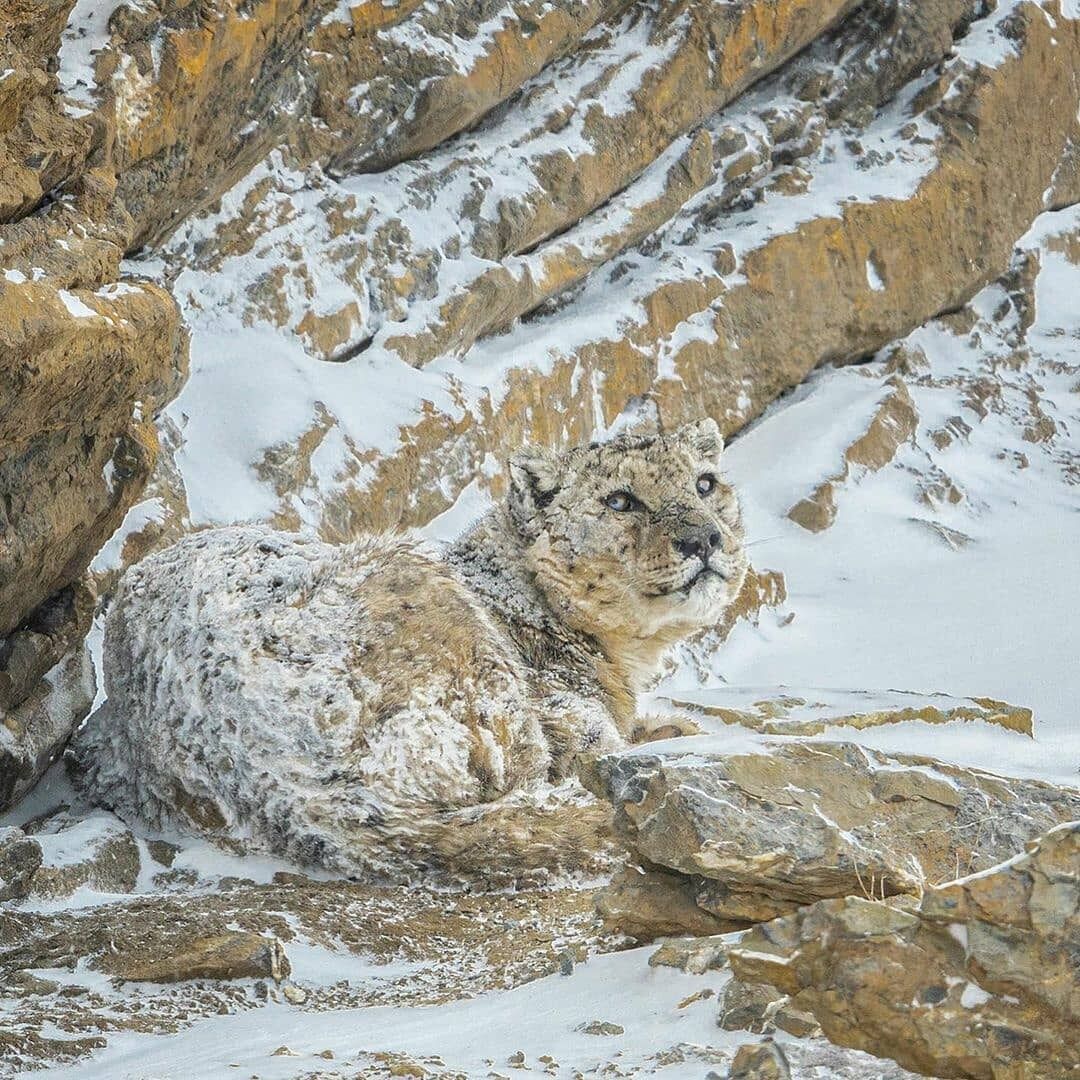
(696, 474, 716, 496)
(604, 491, 638, 512)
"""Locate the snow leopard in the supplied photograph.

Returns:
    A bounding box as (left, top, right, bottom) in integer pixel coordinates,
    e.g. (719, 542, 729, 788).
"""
(71, 419, 747, 882)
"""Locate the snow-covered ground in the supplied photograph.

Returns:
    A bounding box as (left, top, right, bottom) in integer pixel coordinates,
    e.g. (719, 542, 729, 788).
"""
(27, 941, 920, 1080)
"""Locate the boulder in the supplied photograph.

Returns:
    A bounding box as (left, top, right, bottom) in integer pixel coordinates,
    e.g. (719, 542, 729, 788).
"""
(27, 813, 142, 900)
(588, 739, 1080, 936)
(729, 822, 1080, 1079)
(648, 935, 730, 975)
(111, 931, 290, 984)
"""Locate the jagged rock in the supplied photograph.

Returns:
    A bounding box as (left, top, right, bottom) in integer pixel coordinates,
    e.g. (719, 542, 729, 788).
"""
(588, 739, 1080, 934)
(726, 1039, 792, 1080)
(718, 977, 785, 1034)
(27, 813, 142, 900)
(0, 0, 186, 815)
(729, 822, 1080, 1079)
(595, 866, 744, 942)
(0, 269, 185, 640)
(0, 827, 42, 902)
(0, 585, 96, 811)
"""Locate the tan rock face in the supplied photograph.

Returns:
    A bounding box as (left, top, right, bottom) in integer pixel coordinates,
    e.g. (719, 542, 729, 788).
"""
(0, 1, 187, 812)
(587, 740, 1080, 936)
(729, 822, 1080, 1079)
(0, 277, 184, 638)
(0, 259, 183, 809)
(112, 931, 290, 984)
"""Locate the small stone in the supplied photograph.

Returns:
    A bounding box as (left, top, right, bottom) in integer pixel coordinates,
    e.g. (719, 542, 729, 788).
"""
(771, 999, 819, 1038)
(271, 870, 315, 886)
(270, 1046, 296, 1056)
(558, 950, 574, 976)
(282, 983, 307, 1004)
(677, 987, 715, 1009)
(507, 1050, 526, 1066)
(146, 839, 180, 867)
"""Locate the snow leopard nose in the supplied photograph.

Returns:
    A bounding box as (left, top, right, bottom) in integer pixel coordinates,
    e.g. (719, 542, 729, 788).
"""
(673, 527, 722, 563)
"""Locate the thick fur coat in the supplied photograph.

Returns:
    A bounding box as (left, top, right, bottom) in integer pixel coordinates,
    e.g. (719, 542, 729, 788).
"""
(72, 420, 747, 882)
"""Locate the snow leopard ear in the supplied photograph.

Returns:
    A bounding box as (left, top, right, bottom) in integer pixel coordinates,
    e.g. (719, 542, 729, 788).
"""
(508, 445, 563, 536)
(676, 417, 724, 461)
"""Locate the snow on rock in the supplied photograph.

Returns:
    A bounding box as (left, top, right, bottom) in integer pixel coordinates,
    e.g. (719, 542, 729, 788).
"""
(730, 822, 1080, 1078)
(586, 736, 1080, 936)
